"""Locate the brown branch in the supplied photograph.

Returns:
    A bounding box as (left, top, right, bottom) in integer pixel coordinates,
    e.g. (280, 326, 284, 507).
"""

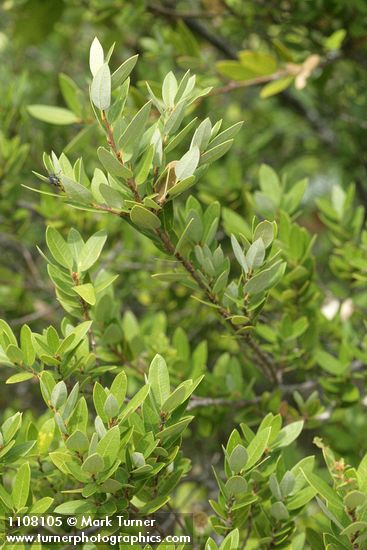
(99, 109, 279, 383)
(91, 203, 129, 218)
(155, 227, 279, 383)
(148, 4, 223, 19)
(210, 70, 290, 96)
(147, 1, 237, 59)
(188, 395, 261, 411)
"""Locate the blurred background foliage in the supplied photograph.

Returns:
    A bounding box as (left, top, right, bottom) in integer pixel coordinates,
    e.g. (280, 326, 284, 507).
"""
(2, 0, 367, 540)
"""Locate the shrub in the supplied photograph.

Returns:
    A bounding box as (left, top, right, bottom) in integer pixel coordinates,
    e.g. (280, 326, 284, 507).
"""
(1, 30, 367, 550)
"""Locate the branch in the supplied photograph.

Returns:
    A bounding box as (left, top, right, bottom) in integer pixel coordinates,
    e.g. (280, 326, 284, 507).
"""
(148, 4, 223, 19)
(147, 1, 237, 59)
(188, 395, 261, 410)
(155, 228, 279, 383)
(188, 364, 367, 418)
(99, 109, 279, 384)
(210, 70, 290, 96)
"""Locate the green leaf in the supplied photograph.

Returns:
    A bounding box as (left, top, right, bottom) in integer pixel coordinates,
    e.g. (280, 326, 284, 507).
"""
(119, 101, 151, 150)
(314, 350, 346, 376)
(246, 238, 265, 269)
(6, 372, 34, 384)
(39, 371, 56, 404)
(231, 234, 248, 273)
(225, 476, 248, 496)
(358, 454, 367, 491)
(273, 421, 304, 449)
(50, 381, 67, 409)
(159, 416, 194, 442)
(200, 139, 234, 165)
(148, 354, 170, 408)
(244, 261, 286, 294)
(287, 486, 317, 510)
(280, 471, 296, 497)
(165, 117, 198, 153)
(239, 51, 277, 75)
(175, 146, 200, 180)
(54, 500, 95, 514)
(97, 147, 133, 179)
(110, 371, 127, 407)
(81, 453, 105, 474)
(100, 184, 124, 208)
(0, 484, 13, 509)
(59, 73, 82, 116)
(30, 497, 54, 514)
(220, 529, 240, 550)
(139, 495, 170, 514)
(344, 491, 367, 509)
(66, 430, 89, 453)
(96, 426, 120, 467)
(270, 501, 289, 521)
(341, 521, 367, 538)
(89, 36, 104, 76)
(37, 418, 55, 454)
(62, 176, 93, 203)
(228, 445, 248, 474)
(2, 412, 22, 443)
(91, 63, 111, 111)
(79, 230, 107, 272)
(63, 322, 92, 352)
(111, 54, 138, 89)
(269, 474, 282, 500)
(253, 220, 275, 248)
(209, 121, 243, 149)
(73, 284, 96, 305)
(6, 345, 24, 364)
(301, 469, 343, 509)
(119, 384, 150, 423)
(161, 386, 188, 414)
(245, 427, 271, 470)
(46, 226, 73, 269)
(260, 76, 294, 98)
(136, 144, 154, 185)
(93, 383, 108, 422)
(20, 325, 36, 367)
(167, 176, 195, 199)
(216, 60, 256, 80)
(162, 72, 178, 107)
(12, 462, 30, 510)
(259, 164, 281, 200)
(104, 394, 120, 418)
(0, 319, 17, 346)
(130, 205, 161, 230)
(191, 118, 212, 151)
(325, 29, 347, 51)
(27, 105, 79, 125)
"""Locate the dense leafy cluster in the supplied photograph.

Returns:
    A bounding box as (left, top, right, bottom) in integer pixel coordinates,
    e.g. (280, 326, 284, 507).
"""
(2, 1, 367, 549)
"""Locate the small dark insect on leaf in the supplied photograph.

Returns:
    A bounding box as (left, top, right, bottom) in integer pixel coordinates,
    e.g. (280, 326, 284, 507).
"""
(48, 174, 61, 186)
(48, 173, 64, 191)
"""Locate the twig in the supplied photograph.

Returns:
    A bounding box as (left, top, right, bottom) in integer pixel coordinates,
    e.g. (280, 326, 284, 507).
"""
(147, 1, 237, 59)
(155, 228, 279, 382)
(188, 396, 261, 411)
(9, 302, 58, 326)
(91, 202, 128, 218)
(210, 70, 290, 96)
(99, 108, 279, 383)
(148, 4, 223, 19)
